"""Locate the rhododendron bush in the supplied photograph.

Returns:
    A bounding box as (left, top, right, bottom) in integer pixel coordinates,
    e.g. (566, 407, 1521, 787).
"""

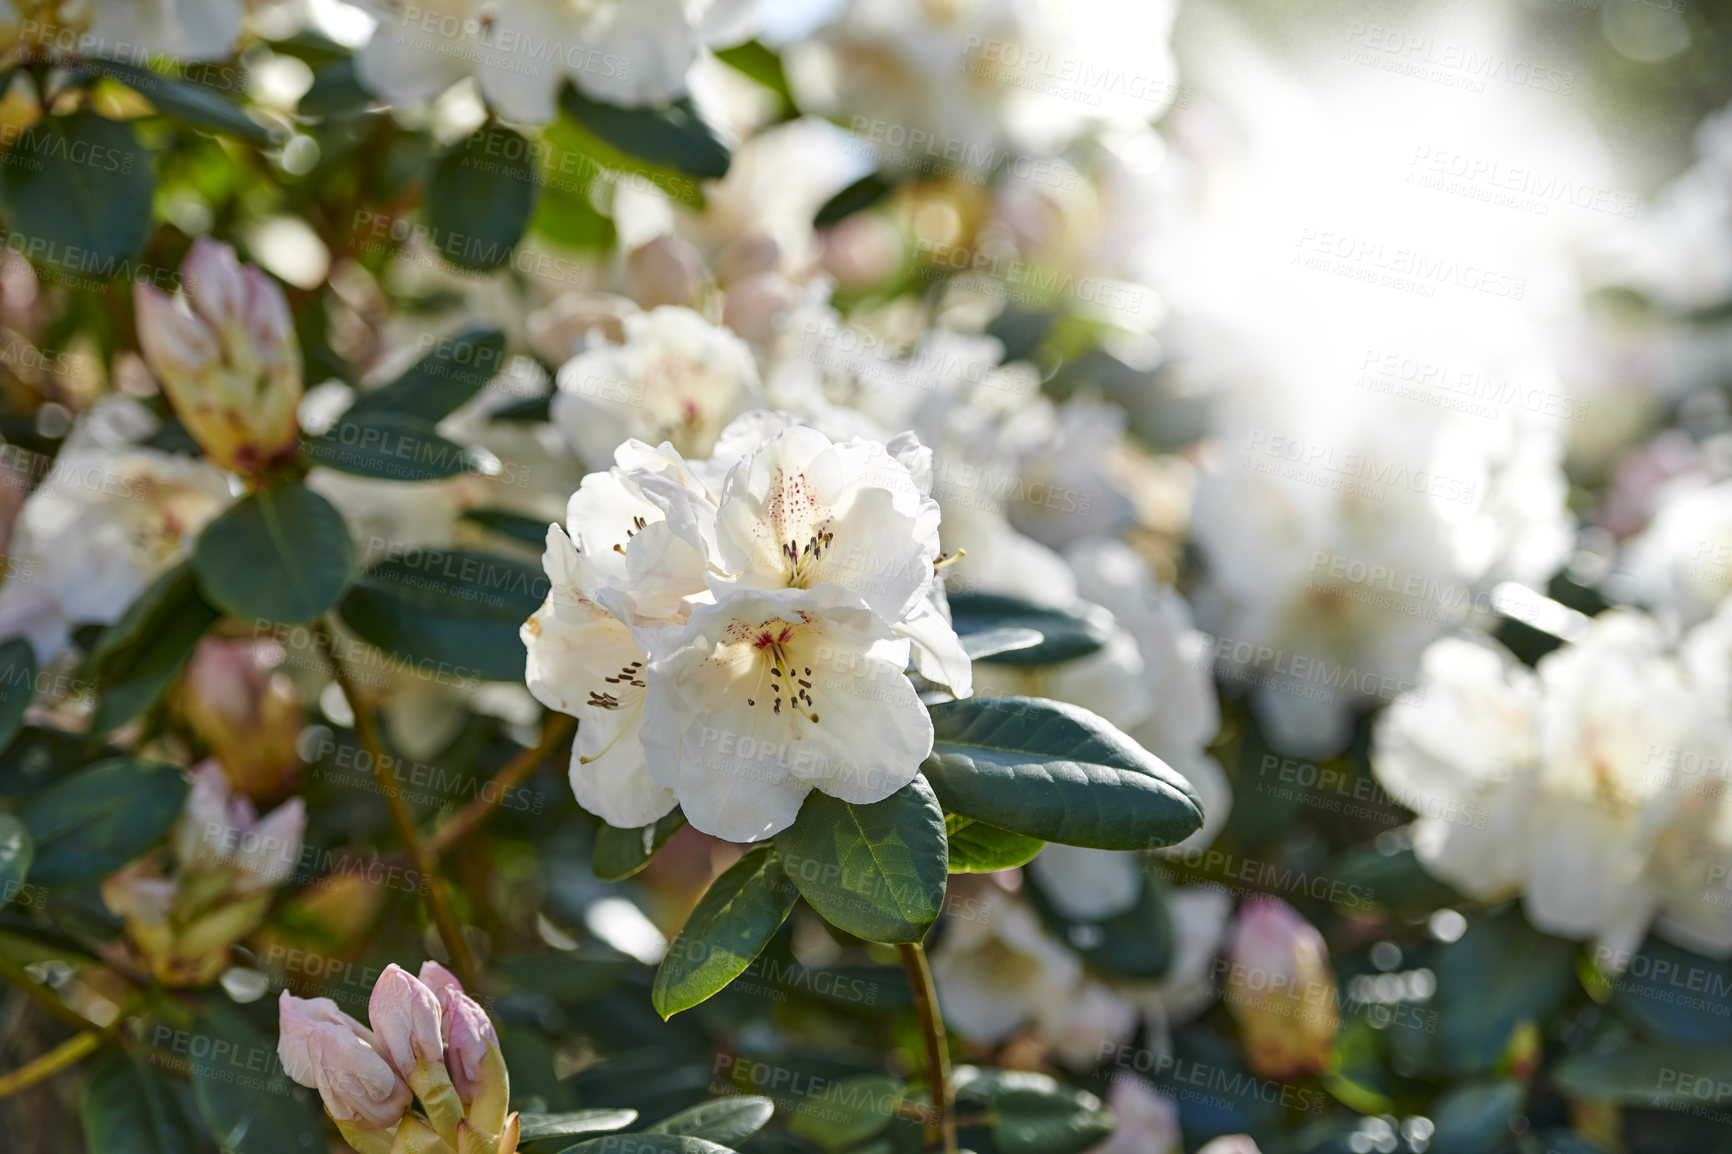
(1, 1, 1731, 1153)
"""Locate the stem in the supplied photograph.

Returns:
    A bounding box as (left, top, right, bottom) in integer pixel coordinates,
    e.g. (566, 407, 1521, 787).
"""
(427, 713, 575, 857)
(315, 621, 481, 988)
(0, 1029, 100, 1099)
(897, 942, 957, 1154)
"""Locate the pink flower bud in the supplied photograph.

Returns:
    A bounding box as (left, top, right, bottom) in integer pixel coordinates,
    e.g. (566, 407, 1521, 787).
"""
(627, 235, 706, 309)
(134, 241, 303, 476)
(1223, 898, 1338, 1080)
(441, 985, 500, 1105)
(179, 637, 306, 803)
(278, 992, 411, 1131)
(369, 963, 446, 1078)
(417, 960, 465, 1003)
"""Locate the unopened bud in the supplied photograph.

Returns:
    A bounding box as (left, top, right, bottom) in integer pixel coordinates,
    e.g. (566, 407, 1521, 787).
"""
(179, 637, 306, 803)
(627, 234, 706, 309)
(278, 992, 411, 1131)
(135, 239, 303, 475)
(1223, 897, 1338, 1080)
(369, 963, 446, 1078)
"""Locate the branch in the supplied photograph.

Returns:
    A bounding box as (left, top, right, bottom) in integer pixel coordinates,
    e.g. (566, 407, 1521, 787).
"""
(428, 713, 576, 858)
(897, 942, 957, 1154)
(315, 620, 482, 988)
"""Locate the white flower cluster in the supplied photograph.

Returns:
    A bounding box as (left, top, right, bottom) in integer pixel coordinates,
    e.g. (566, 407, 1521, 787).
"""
(1376, 610, 1732, 962)
(522, 409, 971, 842)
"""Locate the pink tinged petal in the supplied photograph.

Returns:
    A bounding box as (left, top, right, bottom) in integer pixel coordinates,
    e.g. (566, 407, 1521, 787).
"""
(174, 761, 236, 871)
(182, 238, 248, 331)
(313, 1026, 413, 1129)
(369, 963, 446, 1077)
(278, 991, 373, 1088)
(133, 281, 219, 382)
(232, 797, 307, 890)
(242, 266, 295, 354)
(440, 989, 498, 1103)
(417, 960, 465, 1003)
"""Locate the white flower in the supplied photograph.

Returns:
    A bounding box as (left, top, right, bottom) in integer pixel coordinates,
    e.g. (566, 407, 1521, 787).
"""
(932, 884, 1084, 1045)
(9, 0, 246, 63)
(711, 423, 939, 621)
(354, 0, 741, 123)
(641, 583, 932, 841)
(554, 306, 762, 466)
(1376, 614, 1732, 960)
(0, 401, 232, 663)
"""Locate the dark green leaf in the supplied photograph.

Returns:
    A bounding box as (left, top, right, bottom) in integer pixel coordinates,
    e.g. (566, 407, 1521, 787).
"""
(594, 810, 687, 881)
(303, 411, 482, 482)
(644, 1096, 774, 1144)
(0, 811, 31, 908)
(944, 815, 1043, 873)
(814, 172, 895, 227)
(299, 57, 374, 118)
(87, 562, 221, 736)
(1555, 1043, 1732, 1107)
(517, 1109, 639, 1141)
(945, 594, 1112, 667)
(922, 697, 1202, 851)
(189, 1003, 326, 1154)
(954, 1068, 1114, 1154)
(85, 58, 277, 145)
(1609, 935, 1732, 1045)
(21, 758, 187, 886)
(194, 483, 356, 625)
(559, 87, 730, 180)
(426, 122, 539, 272)
(560, 1134, 735, 1154)
(1429, 1080, 1524, 1154)
(776, 777, 947, 943)
(345, 326, 507, 422)
(1433, 907, 1577, 1074)
(3, 112, 155, 278)
(463, 507, 555, 547)
(337, 548, 546, 683)
(0, 636, 35, 752)
(788, 1074, 904, 1148)
(653, 845, 798, 1019)
(81, 1052, 202, 1154)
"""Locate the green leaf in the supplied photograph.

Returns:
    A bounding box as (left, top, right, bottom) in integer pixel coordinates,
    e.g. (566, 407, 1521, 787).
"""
(0, 812, 31, 908)
(953, 1068, 1114, 1154)
(922, 697, 1203, 851)
(84, 58, 277, 145)
(560, 1135, 735, 1154)
(21, 758, 187, 886)
(3, 112, 155, 278)
(516, 1109, 639, 1141)
(336, 548, 546, 683)
(594, 809, 687, 882)
(463, 507, 554, 547)
(652, 844, 799, 1019)
(345, 326, 508, 422)
(1555, 1043, 1732, 1107)
(788, 1074, 904, 1149)
(944, 815, 1043, 873)
(188, 1003, 326, 1154)
(303, 411, 483, 482)
(712, 42, 795, 118)
(945, 594, 1113, 667)
(81, 1052, 203, 1154)
(87, 562, 222, 736)
(644, 1096, 774, 1144)
(1432, 907, 1577, 1075)
(1428, 1080, 1524, 1154)
(1609, 935, 1732, 1045)
(193, 483, 356, 625)
(559, 87, 730, 180)
(0, 636, 36, 753)
(299, 57, 374, 118)
(814, 171, 896, 227)
(425, 122, 538, 272)
(775, 777, 947, 944)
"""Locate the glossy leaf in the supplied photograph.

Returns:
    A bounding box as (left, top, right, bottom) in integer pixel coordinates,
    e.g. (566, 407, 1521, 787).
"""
(21, 759, 187, 886)
(193, 483, 356, 625)
(594, 809, 687, 882)
(652, 845, 799, 1019)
